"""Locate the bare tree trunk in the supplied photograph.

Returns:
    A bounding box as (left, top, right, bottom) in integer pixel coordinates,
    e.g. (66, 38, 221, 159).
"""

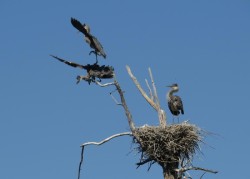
(162, 162, 179, 179)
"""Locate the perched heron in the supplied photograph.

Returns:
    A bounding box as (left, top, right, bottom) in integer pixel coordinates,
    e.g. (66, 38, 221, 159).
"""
(166, 84, 184, 117)
(71, 18, 106, 63)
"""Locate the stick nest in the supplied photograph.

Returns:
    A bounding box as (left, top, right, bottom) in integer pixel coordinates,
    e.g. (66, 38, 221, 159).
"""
(133, 123, 203, 166)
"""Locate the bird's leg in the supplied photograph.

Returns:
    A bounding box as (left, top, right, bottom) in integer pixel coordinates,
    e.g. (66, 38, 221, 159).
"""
(172, 116, 175, 124)
(89, 50, 95, 56)
(89, 51, 99, 64)
(95, 53, 98, 64)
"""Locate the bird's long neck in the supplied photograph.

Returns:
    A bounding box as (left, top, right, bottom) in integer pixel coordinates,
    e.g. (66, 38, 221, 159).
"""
(167, 89, 178, 100)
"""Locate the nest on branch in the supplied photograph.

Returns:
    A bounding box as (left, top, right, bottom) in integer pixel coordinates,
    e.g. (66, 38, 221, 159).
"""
(133, 122, 203, 168)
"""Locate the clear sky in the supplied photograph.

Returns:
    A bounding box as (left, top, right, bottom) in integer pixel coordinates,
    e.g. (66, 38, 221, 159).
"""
(1, 0, 250, 178)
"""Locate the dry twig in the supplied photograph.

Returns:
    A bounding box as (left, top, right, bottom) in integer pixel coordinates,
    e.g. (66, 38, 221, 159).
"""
(95, 81, 115, 87)
(176, 166, 218, 175)
(80, 132, 132, 147)
(110, 89, 122, 105)
(148, 68, 160, 108)
(145, 79, 154, 100)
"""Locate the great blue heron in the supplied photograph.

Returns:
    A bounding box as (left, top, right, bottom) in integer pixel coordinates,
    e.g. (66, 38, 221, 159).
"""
(166, 84, 184, 118)
(71, 18, 106, 63)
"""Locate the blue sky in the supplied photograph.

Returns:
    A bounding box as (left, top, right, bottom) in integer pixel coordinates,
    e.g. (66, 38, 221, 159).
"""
(1, 0, 250, 178)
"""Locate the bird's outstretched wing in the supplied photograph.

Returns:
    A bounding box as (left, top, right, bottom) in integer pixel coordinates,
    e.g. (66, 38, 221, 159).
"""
(50, 55, 85, 69)
(70, 17, 106, 59)
(92, 36, 106, 58)
(71, 18, 89, 36)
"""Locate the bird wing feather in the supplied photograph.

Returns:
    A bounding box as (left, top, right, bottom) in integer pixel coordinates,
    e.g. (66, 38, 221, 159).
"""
(168, 95, 184, 115)
(71, 18, 88, 36)
(92, 36, 106, 58)
(173, 96, 184, 114)
(168, 101, 179, 115)
(50, 55, 85, 69)
(70, 18, 106, 59)
(70, 18, 95, 43)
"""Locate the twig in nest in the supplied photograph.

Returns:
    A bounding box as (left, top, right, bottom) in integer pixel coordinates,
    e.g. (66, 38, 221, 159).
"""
(136, 157, 153, 166)
(136, 158, 156, 170)
(133, 123, 203, 168)
(133, 123, 219, 178)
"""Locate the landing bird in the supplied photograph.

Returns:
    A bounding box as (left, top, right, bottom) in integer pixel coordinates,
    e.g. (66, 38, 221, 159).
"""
(71, 17, 106, 63)
(166, 83, 184, 116)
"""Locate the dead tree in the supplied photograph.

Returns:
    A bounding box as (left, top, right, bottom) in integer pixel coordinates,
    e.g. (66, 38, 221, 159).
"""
(50, 17, 217, 179)
(50, 54, 217, 178)
(76, 65, 218, 179)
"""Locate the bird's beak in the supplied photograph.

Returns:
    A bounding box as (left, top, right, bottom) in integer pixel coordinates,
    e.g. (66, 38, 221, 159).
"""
(166, 85, 172, 88)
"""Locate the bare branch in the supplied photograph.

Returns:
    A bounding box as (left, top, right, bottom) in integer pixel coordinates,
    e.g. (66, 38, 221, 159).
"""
(200, 172, 206, 179)
(80, 132, 132, 147)
(95, 81, 115, 87)
(176, 166, 218, 175)
(110, 90, 122, 105)
(126, 65, 158, 111)
(136, 158, 154, 166)
(78, 146, 84, 179)
(148, 68, 167, 127)
(126, 66, 167, 127)
(148, 68, 160, 108)
(114, 75, 136, 131)
(78, 132, 132, 179)
(145, 79, 154, 100)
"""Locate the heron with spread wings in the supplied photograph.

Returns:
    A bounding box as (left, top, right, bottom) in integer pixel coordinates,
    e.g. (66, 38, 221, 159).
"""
(50, 55, 114, 84)
(71, 18, 106, 63)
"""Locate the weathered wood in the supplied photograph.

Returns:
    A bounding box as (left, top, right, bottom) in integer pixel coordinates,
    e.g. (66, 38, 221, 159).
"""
(114, 75, 136, 132)
(126, 66, 167, 127)
(162, 162, 179, 179)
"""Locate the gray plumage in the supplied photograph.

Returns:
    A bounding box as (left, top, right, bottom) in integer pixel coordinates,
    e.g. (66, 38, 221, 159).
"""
(166, 83, 184, 116)
(71, 18, 106, 62)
